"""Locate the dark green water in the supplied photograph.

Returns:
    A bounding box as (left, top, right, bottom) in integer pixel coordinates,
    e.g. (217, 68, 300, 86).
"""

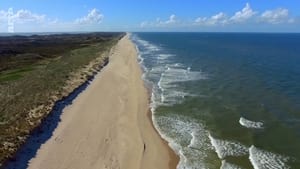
(131, 33, 300, 169)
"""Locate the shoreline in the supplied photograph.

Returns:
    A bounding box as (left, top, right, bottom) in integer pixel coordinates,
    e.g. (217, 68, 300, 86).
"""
(12, 34, 178, 169)
(142, 82, 179, 169)
(147, 109, 179, 169)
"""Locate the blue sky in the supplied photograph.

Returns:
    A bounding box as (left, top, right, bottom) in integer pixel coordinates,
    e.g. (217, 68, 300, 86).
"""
(0, 0, 299, 32)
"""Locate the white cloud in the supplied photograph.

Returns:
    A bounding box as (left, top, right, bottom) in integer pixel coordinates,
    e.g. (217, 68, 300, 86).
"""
(0, 8, 45, 23)
(195, 17, 207, 23)
(48, 18, 59, 24)
(75, 8, 104, 24)
(230, 3, 257, 22)
(212, 12, 227, 20)
(195, 12, 228, 26)
(140, 21, 148, 28)
(260, 8, 292, 24)
(0, 10, 7, 21)
(0, 8, 46, 32)
(12, 9, 45, 23)
(140, 14, 178, 28)
(0, 7, 107, 32)
(194, 3, 257, 26)
(166, 14, 176, 24)
(140, 3, 298, 30)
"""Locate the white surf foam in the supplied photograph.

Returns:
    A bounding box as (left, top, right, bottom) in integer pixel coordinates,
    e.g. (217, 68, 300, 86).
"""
(209, 134, 248, 159)
(155, 64, 206, 105)
(132, 35, 206, 107)
(140, 40, 160, 51)
(164, 64, 206, 82)
(136, 52, 148, 72)
(133, 36, 162, 54)
(221, 160, 243, 169)
(153, 115, 213, 169)
(150, 86, 162, 109)
(161, 90, 189, 105)
(137, 53, 144, 63)
(249, 145, 290, 169)
(158, 53, 174, 60)
(150, 66, 166, 74)
(188, 131, 197, 148)
(239, 117, 264, 129)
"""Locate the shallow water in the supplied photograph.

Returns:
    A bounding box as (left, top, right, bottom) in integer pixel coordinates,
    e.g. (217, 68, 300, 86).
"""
(131, 33, 300, 169)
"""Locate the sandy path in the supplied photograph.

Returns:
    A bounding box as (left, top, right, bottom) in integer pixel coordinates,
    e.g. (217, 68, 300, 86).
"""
(28, 34, 178, 169)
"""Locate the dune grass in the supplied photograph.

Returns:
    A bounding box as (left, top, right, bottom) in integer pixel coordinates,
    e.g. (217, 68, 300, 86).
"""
(0, 32, 124, 165)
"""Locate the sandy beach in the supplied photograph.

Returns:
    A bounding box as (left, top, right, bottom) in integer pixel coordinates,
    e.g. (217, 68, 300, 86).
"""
(27, 34, 178, 169)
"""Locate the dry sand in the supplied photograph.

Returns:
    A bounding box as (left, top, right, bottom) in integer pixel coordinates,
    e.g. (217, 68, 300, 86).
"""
(28, 34, 178, 169)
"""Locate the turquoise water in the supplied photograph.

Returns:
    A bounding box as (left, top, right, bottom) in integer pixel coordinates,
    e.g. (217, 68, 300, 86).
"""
(131, 33, 300, 169)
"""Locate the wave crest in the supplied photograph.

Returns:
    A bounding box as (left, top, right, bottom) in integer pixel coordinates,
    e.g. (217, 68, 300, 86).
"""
(249, 145, 290, 169)
(239, 117, 264, 129)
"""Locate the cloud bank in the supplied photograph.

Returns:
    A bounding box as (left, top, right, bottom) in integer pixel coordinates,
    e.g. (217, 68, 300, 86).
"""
(0, 8, 45, 23)
(0, 8, 46, 32)
(141, 3, 296, 28)
(260, 8, 293, 24)
(141, 14, 178, 28)
(0, 8, 104, 32)
(195, 12, 228, 26)
(0, 3, 298, 32)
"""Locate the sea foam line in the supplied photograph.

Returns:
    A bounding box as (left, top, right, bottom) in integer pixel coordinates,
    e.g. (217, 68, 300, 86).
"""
(221, 160, 242, 169)
(154, 115, 212, 169)
(188, 131, 197, 148)
(208, 134, 248, 159)
(132, 35, 181, 162)
(249, 145, 290, 169)
(239, 117, 264, 129)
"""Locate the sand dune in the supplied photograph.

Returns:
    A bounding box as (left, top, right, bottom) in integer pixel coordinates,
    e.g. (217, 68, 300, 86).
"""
(27, 34, 178, 169)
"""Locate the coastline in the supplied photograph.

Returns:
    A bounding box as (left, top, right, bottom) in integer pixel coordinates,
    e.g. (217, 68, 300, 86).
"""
(24, 34, 178, 169)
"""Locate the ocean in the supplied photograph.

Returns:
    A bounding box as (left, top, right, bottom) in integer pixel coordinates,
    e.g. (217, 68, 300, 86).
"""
(130, 33, 300, 169)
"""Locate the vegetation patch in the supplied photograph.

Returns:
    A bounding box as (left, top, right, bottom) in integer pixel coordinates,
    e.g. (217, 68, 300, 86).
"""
(0, 32, 125, 166)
